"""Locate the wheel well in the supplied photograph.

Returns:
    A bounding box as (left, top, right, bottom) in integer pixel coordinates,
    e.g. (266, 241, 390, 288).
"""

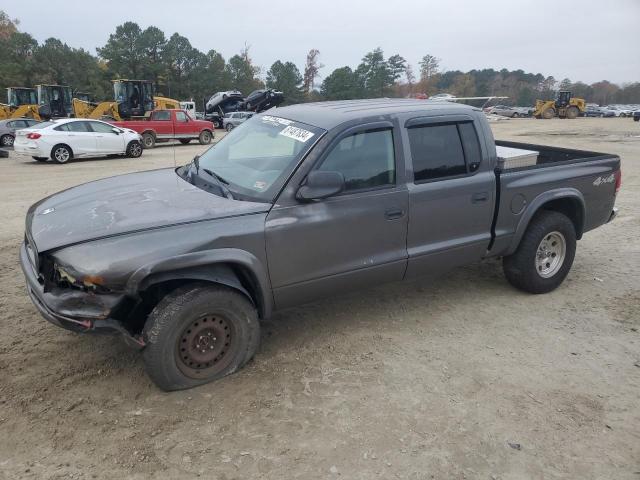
(201, 129, 213, 136)
(539, 197, 584, 239)
(142, 130, 155, 138)
(133, 263, 266, 332)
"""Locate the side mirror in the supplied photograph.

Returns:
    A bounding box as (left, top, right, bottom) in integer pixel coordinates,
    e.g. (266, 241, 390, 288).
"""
(111, 128, 120, 135)
(296, 171, 345, 201)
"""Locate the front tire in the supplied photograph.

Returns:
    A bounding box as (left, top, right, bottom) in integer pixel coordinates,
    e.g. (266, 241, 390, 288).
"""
(512, 112, 519, 118)
(226, 124, 234, 132)
(198, 130, 212, 145)
(126, 140, 143, 158)
(51, 144, 72, 164)
(542, 108, 555, 119)
(1, 134, 14, 147)
(503, 211, 576, 294)
(142, 284, 260, 391)
(566, 106, 579, 119)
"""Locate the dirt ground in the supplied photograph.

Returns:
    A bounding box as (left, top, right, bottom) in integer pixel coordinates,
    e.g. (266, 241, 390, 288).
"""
(0, 118, 638, 480)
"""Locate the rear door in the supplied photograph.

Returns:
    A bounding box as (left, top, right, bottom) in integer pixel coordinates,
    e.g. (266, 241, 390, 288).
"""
(403, 115, 495, 278)
(150, 110, 173, 138)
(62, 121, 96, 156)
(88, 121, 125, 154)
(266, 122, 409, 308)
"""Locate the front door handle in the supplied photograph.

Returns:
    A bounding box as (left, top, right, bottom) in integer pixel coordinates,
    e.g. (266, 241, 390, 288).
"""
(471, 192, 489, 203)
(385, 208, 405, 220)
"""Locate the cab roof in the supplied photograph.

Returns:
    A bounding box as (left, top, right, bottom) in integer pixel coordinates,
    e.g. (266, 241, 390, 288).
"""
(269, 98, 479, 130)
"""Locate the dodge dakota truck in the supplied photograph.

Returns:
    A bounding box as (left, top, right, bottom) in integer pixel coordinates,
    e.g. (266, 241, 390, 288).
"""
(20, 99, 621, 391)
(111, 109, 214, 148)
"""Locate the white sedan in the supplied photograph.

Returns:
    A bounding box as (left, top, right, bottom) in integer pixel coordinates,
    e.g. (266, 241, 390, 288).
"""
(14, 118, 143, 164)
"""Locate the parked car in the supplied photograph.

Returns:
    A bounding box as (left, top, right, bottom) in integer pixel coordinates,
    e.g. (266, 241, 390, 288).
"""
(486, 105, 525, 118)
(222, 111, 254, 131)
(19, 99, 620, 390)
(584, 106, 614, 118)
(111, 109, 214, 148)
(242, 89, 284, 112)
(0, 118, 41, 147)
(603, 105, 633, 117)
(13, 118, 143, 163)
(633, 110, 640, 122)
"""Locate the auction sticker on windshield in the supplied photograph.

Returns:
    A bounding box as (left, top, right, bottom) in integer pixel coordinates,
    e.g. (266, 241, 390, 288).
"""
(279, 125, 315, 143)
(261, 115, 293, 126)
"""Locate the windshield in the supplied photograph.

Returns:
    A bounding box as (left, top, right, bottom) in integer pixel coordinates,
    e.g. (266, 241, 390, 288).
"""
(8, 89, 37, 107)
(188, 115, 325, 202)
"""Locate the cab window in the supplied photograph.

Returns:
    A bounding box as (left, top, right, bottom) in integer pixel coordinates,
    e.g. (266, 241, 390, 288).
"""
(152, 111, 171, 121)
(318, 129, 395, 192)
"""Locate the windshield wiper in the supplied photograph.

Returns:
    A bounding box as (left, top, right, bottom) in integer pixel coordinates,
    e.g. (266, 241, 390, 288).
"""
(200, 167, 234, 199)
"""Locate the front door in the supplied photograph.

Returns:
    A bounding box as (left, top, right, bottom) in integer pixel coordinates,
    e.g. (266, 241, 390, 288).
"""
(266, 124, 409, 309)
(173, 111, 192, 138)
(88, 121, 124, 153)
(402, 117, 495, 278)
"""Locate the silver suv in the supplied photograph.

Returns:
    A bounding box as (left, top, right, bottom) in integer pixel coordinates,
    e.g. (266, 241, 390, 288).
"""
(222, 111, 254, 131)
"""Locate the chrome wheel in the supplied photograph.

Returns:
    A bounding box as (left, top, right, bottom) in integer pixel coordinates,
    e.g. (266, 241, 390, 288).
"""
(130, 142, 142, 157)
(1, 135, 13, 147)
(54, 146, 70, 163)
(535, 231, 566, 278)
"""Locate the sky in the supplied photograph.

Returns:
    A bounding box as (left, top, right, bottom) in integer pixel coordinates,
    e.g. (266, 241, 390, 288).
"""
(3, 0, 639, 85)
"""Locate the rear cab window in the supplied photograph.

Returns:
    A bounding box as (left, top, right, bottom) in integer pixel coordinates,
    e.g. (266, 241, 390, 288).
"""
(407, 120, 482, 182)
(152, 111, 171, 121)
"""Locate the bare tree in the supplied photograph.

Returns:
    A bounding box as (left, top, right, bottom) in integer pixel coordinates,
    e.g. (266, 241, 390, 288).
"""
(419, 54, 440, 81)
(405, 63, 416, 95)
(303, 49, 323, 98)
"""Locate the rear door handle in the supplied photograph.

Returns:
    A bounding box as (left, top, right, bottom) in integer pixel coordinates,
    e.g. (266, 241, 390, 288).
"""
(471, 192, 489, 203)
(385, 208, 405, 220)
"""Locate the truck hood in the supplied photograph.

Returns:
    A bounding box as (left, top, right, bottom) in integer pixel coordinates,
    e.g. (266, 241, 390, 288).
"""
(26, 168, 269, 252)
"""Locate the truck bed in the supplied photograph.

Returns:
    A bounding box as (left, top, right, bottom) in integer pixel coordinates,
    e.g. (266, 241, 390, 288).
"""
(489, 140, 620, 257)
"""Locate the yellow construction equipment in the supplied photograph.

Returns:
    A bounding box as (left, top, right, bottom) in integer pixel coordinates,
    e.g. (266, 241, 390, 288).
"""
(534, 90, 585, 119)
(36, 84, 74, 119)
(72, 79, 180, 120)
(0, 87, 40, 120)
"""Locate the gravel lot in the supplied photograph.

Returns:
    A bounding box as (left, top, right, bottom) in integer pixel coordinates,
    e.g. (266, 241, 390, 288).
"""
(0, 118, 638, 479)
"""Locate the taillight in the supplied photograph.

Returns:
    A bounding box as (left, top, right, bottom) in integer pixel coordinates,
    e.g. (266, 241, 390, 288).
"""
(26, 132, 41, 140)
(614, 169, 622, 195)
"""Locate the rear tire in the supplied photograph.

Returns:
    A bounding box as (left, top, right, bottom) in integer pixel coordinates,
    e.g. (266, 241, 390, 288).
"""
(198, 130, 212, 145)
(226, 124, 234, 132)
(141, 132, 155, 149)
(512, 112, 519, 118)
(51, 144, 72, 164)
(1, 134, 14, 147)
(179, 139, 191, 145)
(32, 156, 48, 162)
(503, 211, 576, 294)
(126, 140, 143, 158)
(142, 284, 260, 391)
(566, 106, 579, 119)
(542, 108, 555, 119)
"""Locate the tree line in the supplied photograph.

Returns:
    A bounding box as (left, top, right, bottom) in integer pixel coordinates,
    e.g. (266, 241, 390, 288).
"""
(1, 11, 638, 109)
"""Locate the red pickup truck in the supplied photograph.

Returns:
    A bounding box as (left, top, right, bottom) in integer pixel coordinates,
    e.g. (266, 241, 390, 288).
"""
(112, 109, 215, 149)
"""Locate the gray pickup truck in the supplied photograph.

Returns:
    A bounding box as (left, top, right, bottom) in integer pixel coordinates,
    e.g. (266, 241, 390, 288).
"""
(20, 99, 621, 391)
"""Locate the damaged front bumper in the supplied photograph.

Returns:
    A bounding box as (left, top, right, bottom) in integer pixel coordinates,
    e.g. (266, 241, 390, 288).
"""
(19, 242, 145, 348)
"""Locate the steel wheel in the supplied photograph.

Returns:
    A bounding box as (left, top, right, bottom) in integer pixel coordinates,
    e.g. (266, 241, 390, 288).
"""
(175, 314, 237, 379)
(535, 231, 566, 278)
(53, 146, 70, 163)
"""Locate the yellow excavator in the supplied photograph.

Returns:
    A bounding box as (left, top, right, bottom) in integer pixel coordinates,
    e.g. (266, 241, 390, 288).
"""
(534, 90, 586, 119)
(0, 87, 40, 120)
(72, 79, 179, 121)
